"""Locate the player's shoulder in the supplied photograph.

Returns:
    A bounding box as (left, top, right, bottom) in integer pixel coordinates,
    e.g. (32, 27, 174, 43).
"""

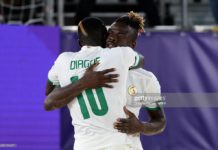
(56, 52, 75, 61)
(109, 46, 133, 52)
(108, 47, 136, 61)
(101, 47, 132, 58)
(58, 51, 75, 57)
(129, 68, 158, 81)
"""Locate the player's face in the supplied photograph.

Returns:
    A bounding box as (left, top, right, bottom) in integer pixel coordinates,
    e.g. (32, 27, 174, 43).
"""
(106, 22, 134, 48)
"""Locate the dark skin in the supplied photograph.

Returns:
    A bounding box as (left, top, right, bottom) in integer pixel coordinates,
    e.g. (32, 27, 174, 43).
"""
(114, 106, 166, 135)
(107, 22, 166, 135)
(45, 23, 136, 110)
(44, 21, 119, 111)
(106, 22, 136, 48)
(44, 63, 119, 111)
(45, 20, 166, 135)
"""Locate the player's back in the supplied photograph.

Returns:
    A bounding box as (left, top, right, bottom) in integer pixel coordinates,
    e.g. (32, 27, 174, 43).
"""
(55, 46, 138, 150)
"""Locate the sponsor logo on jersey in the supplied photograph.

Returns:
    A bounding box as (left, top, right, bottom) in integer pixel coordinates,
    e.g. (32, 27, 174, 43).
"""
(128, 85, 137, 96)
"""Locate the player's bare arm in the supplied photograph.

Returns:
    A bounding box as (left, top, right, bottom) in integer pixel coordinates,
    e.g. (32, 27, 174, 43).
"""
(45, 81, 56, 96)
(114, 106, 166, 135)
(44, 63, 119, 111)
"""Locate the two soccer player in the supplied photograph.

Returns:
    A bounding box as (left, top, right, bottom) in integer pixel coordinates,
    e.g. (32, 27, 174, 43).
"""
(45, 12, 166, 150)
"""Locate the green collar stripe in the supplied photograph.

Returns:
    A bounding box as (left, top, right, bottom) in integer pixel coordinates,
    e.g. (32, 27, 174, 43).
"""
(133, 54, 140, 67)
(48, 79, 53, 84)
(129, 54, 140, 69)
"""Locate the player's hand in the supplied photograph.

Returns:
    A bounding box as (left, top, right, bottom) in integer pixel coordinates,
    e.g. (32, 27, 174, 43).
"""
(113, 106, 143, 135)
(81, 62, 119, 89)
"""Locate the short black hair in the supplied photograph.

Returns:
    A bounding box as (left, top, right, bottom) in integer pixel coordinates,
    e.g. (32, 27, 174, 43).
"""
(115, 17, 140, 32)
(115, 11, 145, 41)
(78, 17, 107, 47)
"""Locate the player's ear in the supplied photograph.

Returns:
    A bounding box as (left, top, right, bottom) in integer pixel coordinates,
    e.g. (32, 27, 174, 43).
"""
(101, 31, 108, 48)
(131, 41, 136, 48)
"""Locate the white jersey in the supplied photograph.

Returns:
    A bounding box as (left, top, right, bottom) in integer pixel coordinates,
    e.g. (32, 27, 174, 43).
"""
(48, 46, 139, 150)
(126, 68, 161, 150)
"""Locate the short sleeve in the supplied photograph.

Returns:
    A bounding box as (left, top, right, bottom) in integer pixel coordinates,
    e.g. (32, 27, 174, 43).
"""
(48, 53, 66, 86)
(144, 75, 162, 109)
(48, 63, 60, 86)
(119, 47, 140, 68)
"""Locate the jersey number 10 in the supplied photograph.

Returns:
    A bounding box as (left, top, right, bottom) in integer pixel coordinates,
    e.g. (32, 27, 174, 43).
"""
(71, 76, 109, 119)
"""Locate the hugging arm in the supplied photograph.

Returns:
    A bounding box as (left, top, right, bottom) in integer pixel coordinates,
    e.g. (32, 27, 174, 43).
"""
(114, 106, 166, 135)
(44, 63, 119, 111)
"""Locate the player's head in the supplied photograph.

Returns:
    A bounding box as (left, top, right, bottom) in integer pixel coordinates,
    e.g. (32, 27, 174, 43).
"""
(78, 17, 107, 47)
(106, 11, 145, 48)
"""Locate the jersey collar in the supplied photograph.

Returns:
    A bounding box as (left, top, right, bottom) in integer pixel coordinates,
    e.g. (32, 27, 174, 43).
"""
(80, 46, 103, 52)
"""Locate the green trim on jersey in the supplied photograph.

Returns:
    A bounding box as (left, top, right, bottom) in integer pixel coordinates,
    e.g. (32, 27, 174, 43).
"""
(48, 79, 53, 84)
(145, 107, 161, 111)
(47, 79, 60, 86)
(129, 54, 140, 69)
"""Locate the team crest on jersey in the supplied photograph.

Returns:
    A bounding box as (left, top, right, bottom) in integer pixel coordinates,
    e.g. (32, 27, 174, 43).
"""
(128, 85, 137, 96)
